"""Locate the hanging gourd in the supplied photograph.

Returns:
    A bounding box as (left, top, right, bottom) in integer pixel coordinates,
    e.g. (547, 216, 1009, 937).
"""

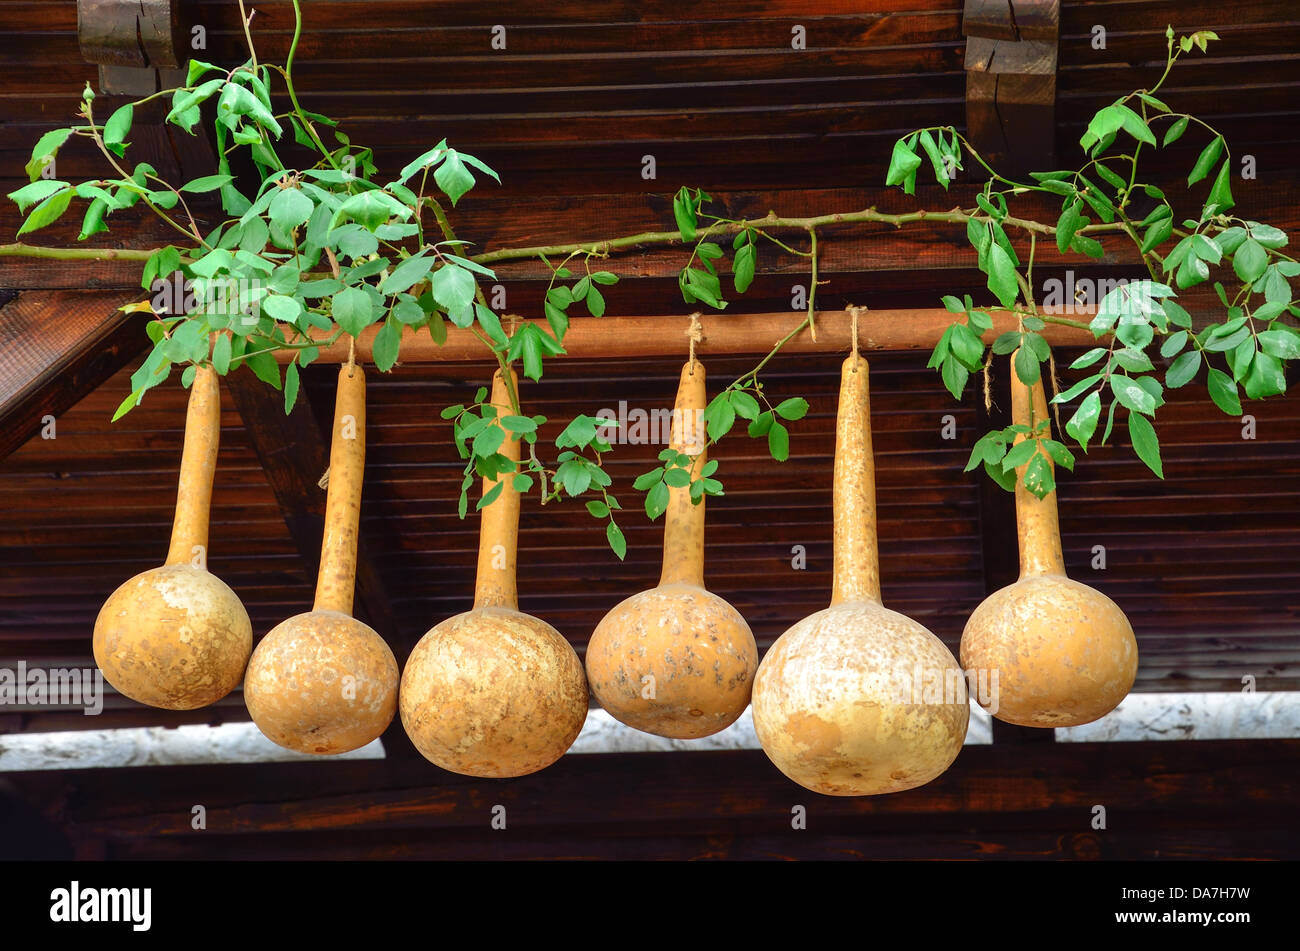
(586, 357, 758, 738)
(93, 366, 252, 709)
(960, 355, 1137, 726)
(400, 369, 588, 777)
(244, 363, 399, 754)
(752, 345, 968, 795)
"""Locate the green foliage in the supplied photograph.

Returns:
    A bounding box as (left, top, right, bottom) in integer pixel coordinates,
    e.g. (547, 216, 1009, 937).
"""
(10, 16, 1298, 551)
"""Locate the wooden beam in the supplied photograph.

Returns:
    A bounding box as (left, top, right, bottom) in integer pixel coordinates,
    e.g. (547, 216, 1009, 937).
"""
(964, 0, 1060, 177)
(0, 291, 149, 463)
(274, 308, 1097, 366)
(11, 739, 1298, 859)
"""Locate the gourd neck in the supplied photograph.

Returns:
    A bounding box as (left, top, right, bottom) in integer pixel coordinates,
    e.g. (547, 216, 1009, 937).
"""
(658, 361, 708, 588)
(830, 353, 883, 606)
(165, 366, 220, 567)
(473, 369, 521, 610)
(313, 364, 366, 614)
(1011, 354, 1067, 578)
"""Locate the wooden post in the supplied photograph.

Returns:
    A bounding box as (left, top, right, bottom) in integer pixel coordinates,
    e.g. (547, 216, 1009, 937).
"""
(964, 0, 1060, 178)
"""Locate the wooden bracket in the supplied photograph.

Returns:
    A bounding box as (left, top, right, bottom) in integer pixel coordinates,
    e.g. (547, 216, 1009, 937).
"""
(77, 0, 191, 96)
(963, 0, 1060, 178)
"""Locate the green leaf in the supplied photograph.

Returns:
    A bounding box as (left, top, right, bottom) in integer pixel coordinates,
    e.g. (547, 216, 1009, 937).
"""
(885, 139, 923, 194)
(1257, 328, 1300, 360)
(1141, 217, 1173, 254)
(1111, 376, 1155, 416)
(1187, 135, 1224, 186)
(1001, 439, 1038, 473)
(245, 349, 281, 390)
(431, 263, 476, 316)
(1052, 372, 1103, 404)
(103, 104, 133, 156)
(918, 129, 949, 189)
(1071, 347, 1108, 370)
(1206, 367, 1241, 415)
(733, 242, 756, 294)
(433, 149, 476, 205)
(1056, 201, 1081, 255)
(476, 481, 505, 512)
(25, 128, 73, 181)
(586, 499, 610, 519)
(1159, 330, 1189, 359)
(210, 333, 232, 375)
(774, 397, 809, 421)
(261, 294, 301, 324)
(1065, 391, 1101, 451)
(1246, 222, 1288, 249)
(645, 481, 670, 520)
(1233, 239, 1268, 283)
(673, 187, 697, 241)
(335, 190, 409, 232)
(1014, 345, 1041, 386)
(586, 285, 605, 317)
(372, 314, 402, 371)
(767, 420, 790, 462)
(985, 243, 1018, 309)
(606, 521, 627, 560)
(1206, 158, 1234, 213)
(1165, 350, 1201, 389)
(16, 186, 72, 236)
(8, 179, 68, 212)
(283, 360, 300, 413)
(731, 390, 761, 420)
(1127, 412, 1163, 478)
(332, 286, 373, 336)
(1023, 452, 1056, 498)
(941, 355, 969, 399)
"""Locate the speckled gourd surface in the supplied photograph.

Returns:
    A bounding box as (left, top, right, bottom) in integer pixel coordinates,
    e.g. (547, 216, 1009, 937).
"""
(585, 361, 758, 739)
(243, 365, 399, 755)
(752, 353, 969, 796)
(93, 366, 252, 711)
(959, 357, 1138, 727)
(400, 369, 588, 777)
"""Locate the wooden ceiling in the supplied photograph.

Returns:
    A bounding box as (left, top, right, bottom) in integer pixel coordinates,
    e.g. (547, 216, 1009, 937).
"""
(1, 0, 1298, 862)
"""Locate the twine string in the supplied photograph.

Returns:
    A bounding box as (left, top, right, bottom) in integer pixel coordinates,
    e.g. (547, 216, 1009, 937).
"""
(686, 312, 703, 373)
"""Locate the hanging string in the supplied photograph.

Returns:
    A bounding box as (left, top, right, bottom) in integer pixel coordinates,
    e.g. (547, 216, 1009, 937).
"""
(1048, 350, 1062, 433)
(845, 304, 865, 371)
(982, 350, 994, 413)
(346, 334, 356, 377)
(686, 312, 703, 373)
(503, 312, 522, 337)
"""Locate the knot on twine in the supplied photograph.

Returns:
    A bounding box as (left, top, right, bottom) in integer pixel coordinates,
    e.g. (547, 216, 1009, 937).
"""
(686, 312, 704, 371)
(503, 312, 523, 336)
(845, 304, 867, 368)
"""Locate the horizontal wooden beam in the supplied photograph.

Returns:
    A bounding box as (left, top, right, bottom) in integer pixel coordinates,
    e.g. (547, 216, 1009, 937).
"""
(275, 308, 1097, 365)
(11, 739, 1299, 860)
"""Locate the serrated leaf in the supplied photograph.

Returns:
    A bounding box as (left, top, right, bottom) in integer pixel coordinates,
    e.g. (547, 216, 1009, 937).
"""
(1188, 135, 1224, 186)
(1127, 412, 1163, 478)
(1206, 367, 1241, 415)
(767, 420, 790, 462)
(1065, 391, 1101, 451)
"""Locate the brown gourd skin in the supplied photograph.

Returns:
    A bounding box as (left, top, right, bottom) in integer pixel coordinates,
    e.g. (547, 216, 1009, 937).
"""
(400, 369, 588, 777)
(585, 361, 758, 739)
(959, 356, 1137, 727)
(93, 367, 252, 710)
(752, 354, 968, 796)
(244, 365, 399, 755)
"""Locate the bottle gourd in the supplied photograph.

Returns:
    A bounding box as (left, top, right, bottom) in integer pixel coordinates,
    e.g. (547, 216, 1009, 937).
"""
(94, 367, 252, 709)
(244, 364, 399, 754)
(400, 369, 588, 777)
(752, 353, 968, 795)
(959, 357, 1137, 726)
(586, 360, 757, 739)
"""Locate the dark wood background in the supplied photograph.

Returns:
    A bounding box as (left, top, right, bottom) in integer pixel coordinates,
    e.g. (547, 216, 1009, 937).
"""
(1, 1, 1297, 860)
